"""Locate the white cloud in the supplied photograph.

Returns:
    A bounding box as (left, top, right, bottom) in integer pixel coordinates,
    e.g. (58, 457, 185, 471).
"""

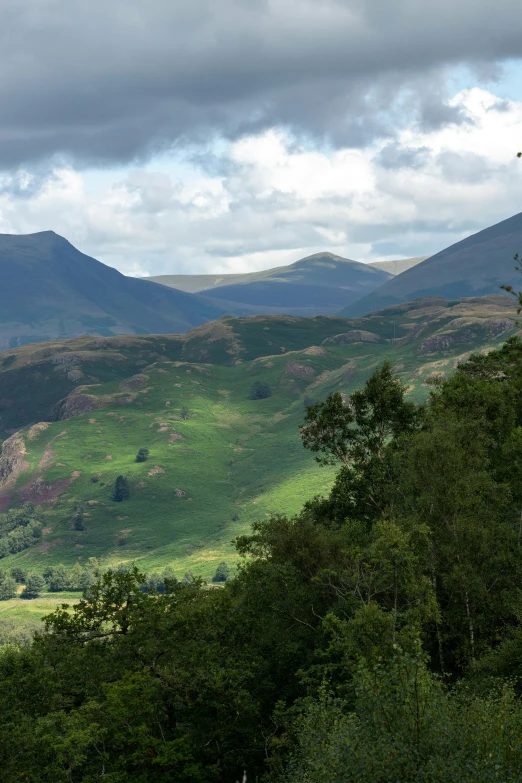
(0, 87, 521, 276)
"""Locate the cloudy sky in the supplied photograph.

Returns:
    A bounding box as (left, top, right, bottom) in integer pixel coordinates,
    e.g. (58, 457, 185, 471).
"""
(0, 0, 521, 276)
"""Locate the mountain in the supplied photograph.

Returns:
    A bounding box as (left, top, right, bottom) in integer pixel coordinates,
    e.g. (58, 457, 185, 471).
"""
(148, 252, 393, 315)
(0, 294, 517, 581)
(368, 255, 429, 275)
(340, 212, 522, 316)
(0, 231, 240, 350)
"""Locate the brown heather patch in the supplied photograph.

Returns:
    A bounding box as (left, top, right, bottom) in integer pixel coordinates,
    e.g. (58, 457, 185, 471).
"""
(284, 361, 316, 379)
(148, 466, 166, 476)
(18, 475, 74, 506)
(38, 538, 64, 553)
(39, 444, 56, 468)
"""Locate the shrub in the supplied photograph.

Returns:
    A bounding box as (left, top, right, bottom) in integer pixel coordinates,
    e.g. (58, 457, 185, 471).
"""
(249, 380, 272, 400)
(135, 447, 150, 463)
(212, 562, 230, 583)
(113, 475, 130, 502)
(0, 572, 17, 600)
(23, 573, 45, 599)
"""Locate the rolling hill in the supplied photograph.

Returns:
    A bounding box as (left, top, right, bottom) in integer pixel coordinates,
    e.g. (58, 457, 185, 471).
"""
(341, 212, 522, 316)
(0, 231, 243, 350)
(149, 252, 394, 315)
(0, 294, 518, 582)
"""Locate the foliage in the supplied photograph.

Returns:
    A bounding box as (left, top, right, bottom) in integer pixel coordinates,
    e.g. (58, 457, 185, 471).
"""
(249, 380, 272, 399)
(0, 570, 17, 600)
(285, 648, 522, 783)
(0, 503, 43, 559)
(212, 561, 230, 583)
(135, 447, 150, 463)
(2, 349, 522, 779)
(112, 475, 130, 502)
(23, 573, 45, 598)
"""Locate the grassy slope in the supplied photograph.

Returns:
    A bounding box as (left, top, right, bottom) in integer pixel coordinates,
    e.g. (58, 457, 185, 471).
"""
(0, 296, 518, 581)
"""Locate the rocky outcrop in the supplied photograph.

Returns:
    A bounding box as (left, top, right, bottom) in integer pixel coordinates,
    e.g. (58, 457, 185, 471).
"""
(284, 361, 316, 379)
(322, 330, 381, 345)
(0, 432, 28, 488)
(50, 393, 99, 421)
(119, 374, 149, 391)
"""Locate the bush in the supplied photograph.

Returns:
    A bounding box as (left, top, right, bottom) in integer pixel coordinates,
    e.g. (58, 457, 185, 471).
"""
(0, 571, 17, 600)
(113, 475, 130, 502)
(23, 573, 45, 599)
(135, 447, 150, 463)
(286, 649, 522, 783)
(249, 380, 272, 400)
(212, 562, 230, 583)
(47, 565, 69, 592)
(10, 567, 27, 583)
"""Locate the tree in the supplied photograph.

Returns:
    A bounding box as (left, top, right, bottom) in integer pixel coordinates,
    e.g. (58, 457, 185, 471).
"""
(113, 475, 130, 502)
(69, 562, 84, 590)
(502, 252, 522, 314)
(47, 564, 69, 592)
(180, 406, 190, 421)
(72, 511, 85, 531)
(10, 567, 27, 583)
(301, 361, 417, 468)
(23, 573, 45, 598)
(78, 569, 93, 591)
(135, 447, 150, 463)
(0, 571, 16, 600)
(212, 562, 230, 583)
(249, 380, 272, 400)
(300, 362, 419, 525)
(181, 571, 195, 585)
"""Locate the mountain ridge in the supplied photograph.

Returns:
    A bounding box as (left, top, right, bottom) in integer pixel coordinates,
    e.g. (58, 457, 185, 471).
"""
(0, 231, 244, 349)
(340, 212, 522, 316)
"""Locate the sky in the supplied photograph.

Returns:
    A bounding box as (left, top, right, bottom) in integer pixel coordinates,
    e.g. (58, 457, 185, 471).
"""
(0, 1, 521, 277)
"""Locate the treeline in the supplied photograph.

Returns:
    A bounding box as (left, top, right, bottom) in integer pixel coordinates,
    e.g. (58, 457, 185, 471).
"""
(2, 340, 522, 780)
(0, 559, 231, 601)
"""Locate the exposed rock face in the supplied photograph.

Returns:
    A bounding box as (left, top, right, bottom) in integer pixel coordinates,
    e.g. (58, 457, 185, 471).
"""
(417, 329, 478, 354)
(322, 330, 380, 345)
(284, 361, 316, 379)
(119, 374, 149, 391)
(0, 432, 28, 488)
(50, 394, 98, 421)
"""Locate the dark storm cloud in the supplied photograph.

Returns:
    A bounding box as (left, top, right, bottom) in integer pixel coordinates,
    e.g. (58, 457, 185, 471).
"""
(0, 0, 521, 169)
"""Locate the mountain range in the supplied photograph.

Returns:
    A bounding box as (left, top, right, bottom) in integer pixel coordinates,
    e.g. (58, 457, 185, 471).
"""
(0, 236, 414, 349)
(147, 253, 428, 315)
(1, 210, 521, 353)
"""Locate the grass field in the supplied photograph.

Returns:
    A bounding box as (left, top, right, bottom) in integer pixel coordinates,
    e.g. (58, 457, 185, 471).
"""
(0, 592, 80, 645)
(0, 295, 518, 582)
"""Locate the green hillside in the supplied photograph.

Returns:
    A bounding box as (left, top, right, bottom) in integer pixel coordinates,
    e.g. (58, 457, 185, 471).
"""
(0, 295, 518, 580)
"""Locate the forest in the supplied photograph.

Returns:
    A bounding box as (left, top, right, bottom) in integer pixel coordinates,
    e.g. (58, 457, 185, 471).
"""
(2, 336, 522, 781)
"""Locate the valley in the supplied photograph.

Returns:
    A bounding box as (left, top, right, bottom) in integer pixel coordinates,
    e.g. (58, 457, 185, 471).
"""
(0, 294, 518, 581)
